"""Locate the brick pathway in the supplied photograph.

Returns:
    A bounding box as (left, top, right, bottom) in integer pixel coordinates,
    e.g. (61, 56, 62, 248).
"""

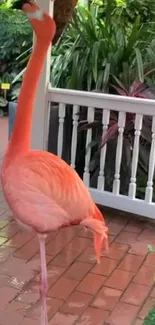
(0, 117, 155, 325)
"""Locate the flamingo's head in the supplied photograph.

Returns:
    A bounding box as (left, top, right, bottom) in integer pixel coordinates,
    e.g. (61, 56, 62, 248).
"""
(80, 207, 109, 264)
(12, 0, 33, 10)
(12, 0, 56, 42)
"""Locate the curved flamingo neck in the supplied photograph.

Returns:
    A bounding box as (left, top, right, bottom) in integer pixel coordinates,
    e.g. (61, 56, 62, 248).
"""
(2, 3, 56, 169)
(7, 39, 49, 158)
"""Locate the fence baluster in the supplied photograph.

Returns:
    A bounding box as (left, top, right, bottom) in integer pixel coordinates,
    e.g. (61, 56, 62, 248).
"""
(71, 105, 80, 169)
(128, 114, 143, 199)
(57, 103, 66, 157)
(97, 109, 110, 191)
(83, 106, 95, 186)
(113, 111, 126, 195)
(145, 116, 155, 203)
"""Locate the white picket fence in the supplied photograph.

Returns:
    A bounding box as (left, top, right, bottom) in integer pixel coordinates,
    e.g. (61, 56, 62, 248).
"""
(47, 87, 155, 219)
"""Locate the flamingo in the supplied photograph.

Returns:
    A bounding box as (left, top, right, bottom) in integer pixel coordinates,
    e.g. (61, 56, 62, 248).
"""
(1, 1, 109, 324)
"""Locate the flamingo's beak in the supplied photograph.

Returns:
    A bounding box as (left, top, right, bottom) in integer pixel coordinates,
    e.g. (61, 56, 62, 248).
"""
(11, 0, 34, 10)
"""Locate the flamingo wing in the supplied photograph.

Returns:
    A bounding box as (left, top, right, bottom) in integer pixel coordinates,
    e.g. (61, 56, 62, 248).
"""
(3, 150, 95, 233)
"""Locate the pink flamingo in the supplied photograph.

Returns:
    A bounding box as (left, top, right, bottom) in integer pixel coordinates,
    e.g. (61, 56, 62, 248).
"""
(1, 1, 108, 324)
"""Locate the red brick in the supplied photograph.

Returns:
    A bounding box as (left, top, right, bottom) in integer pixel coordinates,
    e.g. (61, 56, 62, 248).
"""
(49, 312, 78, 325)
(27, 253, 53, 272)
(0, 287, 19, 311)
(0, 209, 13, 221)
(48, 277, 78, 300)
(124, 221, 144, 234)
(92, 286, 122, 310)
(129, 242, 149, 256)
(134, 319, 144, 325)
(115, 231, 137, 244)
(5, 300, 31, 316)
(138, 297, 154, 319)
(102, 242, 128, 260)
(150, 286, 155, 297)
(19, 319, 39, 325)
(46, 228, 76, 256)
(46, 231, 57, 243)
(108, 221, 125, 236)
(0, 309, 23, 325)
(91, 257, 118, 276)
(14, 237, 39, 260)
(133, 265, 155, 286)
(16, 288, 40, 305)
(77, 273, 106, 295)
(145, 223, 155, 231)
(46, 238, 64, 256)
(104, 214, 111, 223)
(138, 229, 155, 244)
(78, 246, 97, 264)
(60, 291, 92, 315)
(64, 261, 92, 281)
(108, 235, 116, 244)
(118, 254, 144, 273)
(108, 215, 128, 224)
(105, 269, 133, 290)
(0, 246, 16, 263)
(144, 253, 155, 267)
(51, 248, 80, 268)
(66, 237, 93, 252)
(107, 302, 139, 325)
(76, 307, 109, 325)
(0, 222, 18, 239)
(0, 273, 11, 287)
(59, 226, 78, 237)
(27, 297, 63, 320)
(4, 232, 32, 248)
(33, 265, 65, 290)
(121, 283, 150, 305)
(1, 257, 35, 290)
(47, 265, 66, 288)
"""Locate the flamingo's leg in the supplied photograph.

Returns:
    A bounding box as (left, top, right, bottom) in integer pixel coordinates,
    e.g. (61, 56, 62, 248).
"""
(38, 234, 48, 325)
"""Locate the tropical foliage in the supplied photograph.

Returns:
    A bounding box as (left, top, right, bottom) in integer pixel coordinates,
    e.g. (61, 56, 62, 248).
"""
(0, 0, 32, 101)
(50, 4, 155, 90)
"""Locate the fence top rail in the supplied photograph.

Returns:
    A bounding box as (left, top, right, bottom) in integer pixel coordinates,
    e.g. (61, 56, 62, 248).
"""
(48, 87, 155, 116)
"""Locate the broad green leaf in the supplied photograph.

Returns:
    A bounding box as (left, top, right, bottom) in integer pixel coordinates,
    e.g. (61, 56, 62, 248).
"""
(102, 63, 110, 89)
(92, 41, 100, 82)
(135, 48, 144, 82)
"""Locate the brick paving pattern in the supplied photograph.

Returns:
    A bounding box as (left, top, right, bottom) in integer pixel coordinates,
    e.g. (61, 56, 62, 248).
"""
(0, 117, 155, 324)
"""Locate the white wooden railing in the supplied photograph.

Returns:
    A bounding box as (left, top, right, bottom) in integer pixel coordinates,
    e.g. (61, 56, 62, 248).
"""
(47, 87, 155, 219)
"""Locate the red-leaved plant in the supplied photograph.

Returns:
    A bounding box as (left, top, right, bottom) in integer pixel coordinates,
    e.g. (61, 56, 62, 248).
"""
(100, 80, 149, 148)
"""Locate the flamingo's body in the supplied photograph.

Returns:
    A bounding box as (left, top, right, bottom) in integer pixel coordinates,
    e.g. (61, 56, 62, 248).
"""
(1, 1, 108, 325)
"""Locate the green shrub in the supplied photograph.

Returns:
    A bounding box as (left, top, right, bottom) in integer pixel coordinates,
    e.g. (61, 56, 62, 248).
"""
(50, 4, 155, 90)
(0, 5, 32, 81)
(144, 304, 155, 325)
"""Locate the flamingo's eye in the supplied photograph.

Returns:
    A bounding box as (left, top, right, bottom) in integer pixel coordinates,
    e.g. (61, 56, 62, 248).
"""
(26, 9, 44, 21)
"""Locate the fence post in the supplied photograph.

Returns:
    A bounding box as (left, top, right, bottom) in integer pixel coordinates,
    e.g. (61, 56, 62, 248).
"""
(31, 0, 54, 150)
